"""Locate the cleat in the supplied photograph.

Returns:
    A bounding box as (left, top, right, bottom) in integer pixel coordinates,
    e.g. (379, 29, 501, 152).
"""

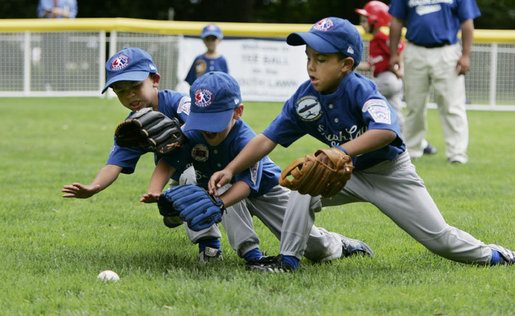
(198, 246, 223, 264)
(489, 244, 515, 265)
(246, 256, 295, 273)
(162, 216, 183, 228)
(340, 235, 374, 257)
(423, 143, 437, 155)
(244, 255, 275, 268)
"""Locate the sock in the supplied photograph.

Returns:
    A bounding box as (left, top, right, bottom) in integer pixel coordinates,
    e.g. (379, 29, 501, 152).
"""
(490, 249, 502, 265)
(281, 255, 300, 269)
(198, 238, 221, 253)
(243, 248, 263, 262)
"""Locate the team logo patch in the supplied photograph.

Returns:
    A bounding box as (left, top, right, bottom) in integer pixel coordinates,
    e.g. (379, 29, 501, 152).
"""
(195, 60, 207, 77)
(177, 96, 191, 115)
(191, 144, 209, 162)
(362, 99, 391, 124)
(295, 96, 322, 121)
(111, 54, 129, 71)
(194, 89, 213, 108)
(313, 18, 334, 32)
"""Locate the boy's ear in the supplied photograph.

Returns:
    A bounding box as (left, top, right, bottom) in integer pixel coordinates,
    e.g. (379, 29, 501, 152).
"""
(151, 73, 161, 87)
(233, 104, 244, 118)
(341, 57, 355, 73)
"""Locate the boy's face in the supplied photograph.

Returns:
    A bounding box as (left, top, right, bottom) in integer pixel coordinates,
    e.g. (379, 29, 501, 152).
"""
(359, 16, 371, 33)
(111, 75, 160, 112)
(203, 36, 221, 53)
(305, 46, 353, 94)
(199, 105, 243, 146)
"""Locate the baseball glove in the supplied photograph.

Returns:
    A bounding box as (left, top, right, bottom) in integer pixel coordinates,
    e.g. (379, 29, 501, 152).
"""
(114, 108, 184, 154)
(279, 147, 354, 198)
(158, 184, 225, 231)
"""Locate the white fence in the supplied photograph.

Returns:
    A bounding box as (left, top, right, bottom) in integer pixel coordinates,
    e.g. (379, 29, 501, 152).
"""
(0, 18, 514, 110)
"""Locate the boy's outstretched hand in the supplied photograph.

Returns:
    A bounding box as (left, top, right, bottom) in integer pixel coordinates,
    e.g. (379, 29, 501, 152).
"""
(140, 193, 160, 203)
(208, 170, 233, 195)
(62, 183, 101, 198)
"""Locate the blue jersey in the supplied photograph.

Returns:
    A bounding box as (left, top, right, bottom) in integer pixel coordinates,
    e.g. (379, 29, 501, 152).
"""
(163, 119, 280, 197)
(263, 72, 405, 170)
(389, 0, 480, 47)
(185, 54, 229, 86)
(107, 90, 190, 175)
(37, 0, 77, 18)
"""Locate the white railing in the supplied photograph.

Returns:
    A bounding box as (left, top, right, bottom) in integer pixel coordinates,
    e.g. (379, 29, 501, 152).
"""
(0, 18, 514, 110)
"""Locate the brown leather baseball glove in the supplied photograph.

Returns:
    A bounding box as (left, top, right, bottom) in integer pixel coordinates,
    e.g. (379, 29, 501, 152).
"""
(279, 147, 353, 197)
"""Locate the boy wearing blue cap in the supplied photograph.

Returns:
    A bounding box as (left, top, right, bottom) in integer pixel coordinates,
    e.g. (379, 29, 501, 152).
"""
(209, 17, 514, 272)
(143, 71, 373, 267)
(185, 23, 229, 86)
(62, 47, 227, 262)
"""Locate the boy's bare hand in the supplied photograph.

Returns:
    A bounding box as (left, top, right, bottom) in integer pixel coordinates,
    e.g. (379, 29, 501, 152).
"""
(140, 193, 160, 203)
(208, 170, 233, 195)
(62, 183, 100, 198)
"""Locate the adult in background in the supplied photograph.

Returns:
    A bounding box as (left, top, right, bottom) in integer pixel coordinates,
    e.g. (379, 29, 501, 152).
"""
(37, 0, 78, 91)
(389, 0, 480, 164)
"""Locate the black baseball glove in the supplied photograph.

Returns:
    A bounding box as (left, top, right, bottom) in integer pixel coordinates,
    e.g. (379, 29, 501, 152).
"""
(114, 108, 184, 154)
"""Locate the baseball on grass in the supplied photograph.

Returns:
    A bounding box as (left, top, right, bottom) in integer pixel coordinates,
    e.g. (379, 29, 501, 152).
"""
(97, 270, 120, 282)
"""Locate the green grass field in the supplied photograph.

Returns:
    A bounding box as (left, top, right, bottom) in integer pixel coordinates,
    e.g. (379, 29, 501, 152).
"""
(0, 97, 513, 315)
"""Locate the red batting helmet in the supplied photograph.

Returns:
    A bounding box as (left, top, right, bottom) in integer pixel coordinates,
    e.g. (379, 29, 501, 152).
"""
(355, 1, 391, 28)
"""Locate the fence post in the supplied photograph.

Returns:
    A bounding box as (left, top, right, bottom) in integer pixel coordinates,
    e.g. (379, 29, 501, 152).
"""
(23, 31, 31, 96)
(99, 31, 106, 94)
(489, 43, 497, 108)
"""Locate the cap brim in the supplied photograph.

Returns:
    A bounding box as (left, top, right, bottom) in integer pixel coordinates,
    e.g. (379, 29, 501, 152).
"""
(101, 71, 150, 93)
(201, 32, 222, 39)
(355, 8, 368, 16)
(286, 32, 340, 54)
(183, 109, 234, 133)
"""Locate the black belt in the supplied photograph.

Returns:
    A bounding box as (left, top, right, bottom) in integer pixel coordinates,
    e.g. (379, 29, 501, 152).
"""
(410, 41, 450, 48)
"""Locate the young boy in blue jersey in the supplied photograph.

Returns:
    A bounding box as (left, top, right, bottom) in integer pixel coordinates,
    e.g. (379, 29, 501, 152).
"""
(61, 47, 227, 262)
(209, 17, 514, 272)
(185, 23, 229, 86)
(142, 71, 373, 267)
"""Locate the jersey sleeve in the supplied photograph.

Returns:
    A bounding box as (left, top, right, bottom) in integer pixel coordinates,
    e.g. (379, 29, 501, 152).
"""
(262, 98, 306, 147)
(158, 91, 190, 124)
(388, 0, 407, 20)
(106, 143, 143, 174)
(457, 0, 481, 22)
(185, 56, 199, 86)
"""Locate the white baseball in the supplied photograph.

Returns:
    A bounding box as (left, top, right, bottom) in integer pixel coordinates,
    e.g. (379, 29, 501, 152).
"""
(97, 270, 120, 282)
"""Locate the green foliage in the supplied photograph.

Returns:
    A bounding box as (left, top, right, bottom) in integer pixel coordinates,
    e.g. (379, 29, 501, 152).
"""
(0, 97, 513, 314)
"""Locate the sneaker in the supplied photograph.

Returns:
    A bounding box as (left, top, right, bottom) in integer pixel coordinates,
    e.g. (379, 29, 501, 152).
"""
(246, 256, 295, 273)
(198, 246, 223, 264)
(489, 244, 515, 265)
(162, 216, 182, 228)
(340, 236, 374, 257)
(423, 143, 437, 155)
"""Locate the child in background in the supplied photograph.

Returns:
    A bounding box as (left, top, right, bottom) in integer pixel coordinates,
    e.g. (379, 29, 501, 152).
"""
(209, 17, 514, 272)
(185, 23, 229, 86)
(142, 71, 373, 269)
(356, 1, 436, 155)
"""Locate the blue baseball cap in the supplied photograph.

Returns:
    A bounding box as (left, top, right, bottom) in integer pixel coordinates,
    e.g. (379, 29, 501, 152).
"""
(102, 47, 158, 93)
(184, 72, 242, 133)
(201, 23, 223, 39)
(287, 17, 363, 68)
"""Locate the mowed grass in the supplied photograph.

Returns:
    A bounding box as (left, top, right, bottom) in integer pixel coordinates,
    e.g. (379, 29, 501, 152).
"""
(0, 97, 513, 315)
